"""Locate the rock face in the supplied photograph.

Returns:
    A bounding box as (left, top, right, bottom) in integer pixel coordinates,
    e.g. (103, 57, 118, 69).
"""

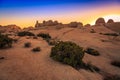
(107, 19, 114, 23)
(69, 22, 83, 28)
(95, 18, 105, 26)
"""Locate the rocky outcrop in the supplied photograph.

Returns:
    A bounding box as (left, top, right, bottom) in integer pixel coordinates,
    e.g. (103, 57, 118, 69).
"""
(35, 21, 42, 28)
(0, 25, 21, 33)
(35, 20, 60, 28)
(107, 19, 114, 23)
(84, 24, 91, 27)
(69, 22, 83, 28)
(95, 18, 105, 26)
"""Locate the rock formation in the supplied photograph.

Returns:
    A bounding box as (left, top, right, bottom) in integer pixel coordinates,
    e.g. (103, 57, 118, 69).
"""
(35, 20, 60, 28)
(84, 24, 91, 27)
(35, 20, 41, 28)
(107, 19, 114, 23)
(69, 22, 83, 28)
(95, 17, 105, 26)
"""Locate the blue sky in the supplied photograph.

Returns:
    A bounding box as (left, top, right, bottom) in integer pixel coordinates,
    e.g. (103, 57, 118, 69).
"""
(0, 0, 120, 27)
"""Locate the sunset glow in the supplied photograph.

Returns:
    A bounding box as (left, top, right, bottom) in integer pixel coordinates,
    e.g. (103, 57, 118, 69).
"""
(0, 0, 120, 28)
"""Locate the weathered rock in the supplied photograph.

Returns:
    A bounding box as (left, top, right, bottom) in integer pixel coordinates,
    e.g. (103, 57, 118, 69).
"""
(95, 18, 105, 26)
(84, 24, 91, 27)
(69, 22, 83, 28)
(107, 19, 114, 23)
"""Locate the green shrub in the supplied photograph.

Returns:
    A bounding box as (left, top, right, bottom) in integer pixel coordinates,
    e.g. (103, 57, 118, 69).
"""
(111, 61, 120, 68)
(50, 41, 84, 69)
(0, 33, 13, 49)
(85, 48, 100, 56)
(81, 62, 100, 72)
(32, 47, 41, 52)
(18, 31, 35, 36)
(24, 42, 31, 48)
(37, 33, 51, 40)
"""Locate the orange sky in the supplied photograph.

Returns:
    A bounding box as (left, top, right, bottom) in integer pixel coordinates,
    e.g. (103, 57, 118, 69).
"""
(0, 3, 120, 28)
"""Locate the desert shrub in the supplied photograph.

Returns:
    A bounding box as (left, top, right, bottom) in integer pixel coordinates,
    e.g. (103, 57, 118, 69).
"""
(47, 39, 59, 46)
(0, 33, 13, 49)
(32, 47, 41, 52)
(50, 41, 85, 69)
(111, 61, 120, 68)
(104, 75, 120, 80)
(81, 62, 100, 72)
(24, 42, 31, 48)
(37, 33, 51, 40)
(85, 48, 100, 56)
(100, 33, 119, 36)
(90, 29, 96, 33)
(33, 36, 38, 39)
(0, 57, 5, 60)
(18, 31, 35, 36)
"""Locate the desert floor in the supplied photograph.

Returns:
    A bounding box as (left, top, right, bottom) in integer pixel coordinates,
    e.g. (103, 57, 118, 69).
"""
(0, 26, 120, 80)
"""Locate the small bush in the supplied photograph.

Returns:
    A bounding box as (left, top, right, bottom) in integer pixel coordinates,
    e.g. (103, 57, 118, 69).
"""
(32, 47, 41, 52)
(85, 48, 100, 56)
(33, 36, 38, 39)
(100, 33, 119, 36)
(111, 61, 120, 68)
(37, 33, 51, 40)
(104, 75, 120, 80)
(0, 33, 13, 49)
(24, 42, 31, 48)
(82, 62, 100, 72)
(18, 31, 35, 36)
(50, 41, 84, 69)
(0, 57, 5, 60)
(47, 39, 59, 46)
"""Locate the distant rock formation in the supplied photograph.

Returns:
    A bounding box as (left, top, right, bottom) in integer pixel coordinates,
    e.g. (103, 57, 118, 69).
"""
(95, 18, 105, 26)
(35, 20, 42, 28)
(35, 20, 60, 28)
(107, 19, 114, 23)
(105, 22, 120, 33)
(69, 22, 83, 28)
(84, 24, 91, 27)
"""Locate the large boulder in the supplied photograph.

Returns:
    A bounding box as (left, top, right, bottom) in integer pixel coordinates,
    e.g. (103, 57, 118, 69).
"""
(95, 18, 105, 26)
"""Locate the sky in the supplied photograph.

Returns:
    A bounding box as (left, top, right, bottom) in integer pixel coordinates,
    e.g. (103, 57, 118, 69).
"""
(0, 0, 120, 28)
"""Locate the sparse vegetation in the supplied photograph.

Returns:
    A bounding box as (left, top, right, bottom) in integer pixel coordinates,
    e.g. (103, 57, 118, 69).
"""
(102, 33, 119, 36)
(32, 47, 41, 52)
(50, 41, 84, 69)
(18, 31, 35, 36)
(85, 48, 100, 56)
(24, 42, 31, 48)
(37, 33, 51, 40)
(111, 61, 120, 68)
(82, 62, 100, 72)
(0, 33, 13, 49)
(0, 57, 5, 60)
(104, 75, 120, 80)
(33, 36, 38, 39)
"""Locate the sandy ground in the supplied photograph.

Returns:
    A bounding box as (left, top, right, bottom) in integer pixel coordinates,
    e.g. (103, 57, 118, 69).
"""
(0, 26, 120, 80)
